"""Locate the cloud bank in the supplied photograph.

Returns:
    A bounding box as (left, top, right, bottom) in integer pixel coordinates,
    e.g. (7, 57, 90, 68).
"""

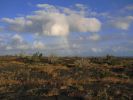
(2, 4, 101, 36)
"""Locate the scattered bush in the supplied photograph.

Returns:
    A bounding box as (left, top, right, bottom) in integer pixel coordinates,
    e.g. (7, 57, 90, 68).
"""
(48, 54, 59, 64)
(28, 52, 43, 63)
(32, 52, 43, 58)
(74, 58, 90, 68)
(0, 56, 132, 99)
(89, 67, 111, 79)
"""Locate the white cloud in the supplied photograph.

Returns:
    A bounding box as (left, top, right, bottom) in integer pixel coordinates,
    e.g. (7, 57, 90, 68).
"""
(72, 43, 79, 48)
(12, 34, 23, 43)
(111, 16, 133, 30)
(2, 4, 101, 36)
(33, 41, 45, 49)
(114, 22, 129, 30)
(0, 33, 46, 51)
(88, 34, 101, 41)
(0, 34, 30, 51)
(79, 36, 84, 40)
(68, 15, 101, 32)
(17, 44, 30, 50)
(11, 34, 30, 50)
(91, 48, 102, 53)
(5, 46, 12, 50)
(124, 5, 133, 11)
(75, 3, 87, 10)
(2, 17, 32, 32)
(37, 4, 59, 13)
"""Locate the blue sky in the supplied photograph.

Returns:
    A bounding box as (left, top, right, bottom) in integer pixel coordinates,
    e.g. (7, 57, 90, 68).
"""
(0, 0, 133, 56)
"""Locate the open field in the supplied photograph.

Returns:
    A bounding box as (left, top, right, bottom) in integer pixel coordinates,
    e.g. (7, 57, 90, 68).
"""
(0, 55, 133, 100)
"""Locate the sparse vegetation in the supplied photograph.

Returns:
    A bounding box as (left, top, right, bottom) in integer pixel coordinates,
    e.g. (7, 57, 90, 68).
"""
(0, 55, 133, 100)
(48, 54, 59, 64)
(74, 58, 90, 68)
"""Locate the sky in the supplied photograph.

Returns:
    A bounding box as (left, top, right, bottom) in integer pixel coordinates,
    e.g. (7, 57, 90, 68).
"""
(0, 0, 133, 56)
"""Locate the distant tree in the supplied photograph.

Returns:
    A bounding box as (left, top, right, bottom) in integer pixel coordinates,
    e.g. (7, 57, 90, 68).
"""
(32, 52, 43, 62)
(32, 52, 43, 58)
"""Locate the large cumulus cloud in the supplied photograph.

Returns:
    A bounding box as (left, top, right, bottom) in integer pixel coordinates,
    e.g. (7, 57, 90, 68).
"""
(2, 4, 101, 36)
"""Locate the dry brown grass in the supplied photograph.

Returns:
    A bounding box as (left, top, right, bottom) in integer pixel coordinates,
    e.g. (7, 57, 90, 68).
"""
(0, 56, 132, 99)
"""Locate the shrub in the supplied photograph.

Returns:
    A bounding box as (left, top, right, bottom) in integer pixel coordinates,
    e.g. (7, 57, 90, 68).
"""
(48, 54, 59, 64)
(32, 52, 43, 58)
(31, 52, 43, 62)
(89, 67, 111, 79)
(97, 88, 109, 100)
(74, 58, 90, 68)
(105, 54, 119, 65)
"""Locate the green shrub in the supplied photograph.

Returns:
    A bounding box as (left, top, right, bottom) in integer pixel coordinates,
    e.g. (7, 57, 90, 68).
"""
(31, 52, 43, 62)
